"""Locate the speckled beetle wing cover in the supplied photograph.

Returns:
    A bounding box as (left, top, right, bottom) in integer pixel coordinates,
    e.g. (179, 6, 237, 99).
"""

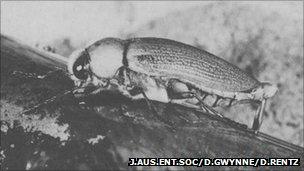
(126, 37, 260, 92)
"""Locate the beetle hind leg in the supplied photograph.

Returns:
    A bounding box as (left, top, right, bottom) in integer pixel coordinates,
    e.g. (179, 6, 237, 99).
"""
(252, 99, 266, 133)
(167, 79, 223, 118)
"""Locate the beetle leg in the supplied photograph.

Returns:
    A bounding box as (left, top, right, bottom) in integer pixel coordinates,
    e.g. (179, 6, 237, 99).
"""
(212, 96, 221, 107)
(252, 99, 266, 133)
(119, 76, 172, 127)
(141, 90, 158, 113)
(141, 90, 176, 129)
(114, 66, 131, 86)
(175, 91, 223, 118)
(190, 92, 223, 118)
(167, 79, 223, 117)
(201, 93, 208, 101)
(228, 98, 235, 107)
(114, 68, 173, 128)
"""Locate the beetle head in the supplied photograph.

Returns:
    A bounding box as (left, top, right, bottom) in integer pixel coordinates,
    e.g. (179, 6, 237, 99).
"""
(250, 82, 278, 100)
(68, 38, 125, 89)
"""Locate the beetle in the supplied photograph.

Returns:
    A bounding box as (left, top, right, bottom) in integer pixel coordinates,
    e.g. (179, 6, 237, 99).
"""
(68, 37, 278, 132)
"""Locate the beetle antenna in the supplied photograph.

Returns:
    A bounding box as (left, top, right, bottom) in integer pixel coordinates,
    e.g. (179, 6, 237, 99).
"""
(21, 89, 74, 115)
(10, 67, 69, 80)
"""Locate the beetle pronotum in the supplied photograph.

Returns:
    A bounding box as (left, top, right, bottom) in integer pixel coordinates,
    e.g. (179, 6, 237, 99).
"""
(68, 37, 278, 132)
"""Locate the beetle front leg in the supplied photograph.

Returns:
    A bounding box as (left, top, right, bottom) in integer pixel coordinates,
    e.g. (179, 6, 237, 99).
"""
(113, 66, 131, 86)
